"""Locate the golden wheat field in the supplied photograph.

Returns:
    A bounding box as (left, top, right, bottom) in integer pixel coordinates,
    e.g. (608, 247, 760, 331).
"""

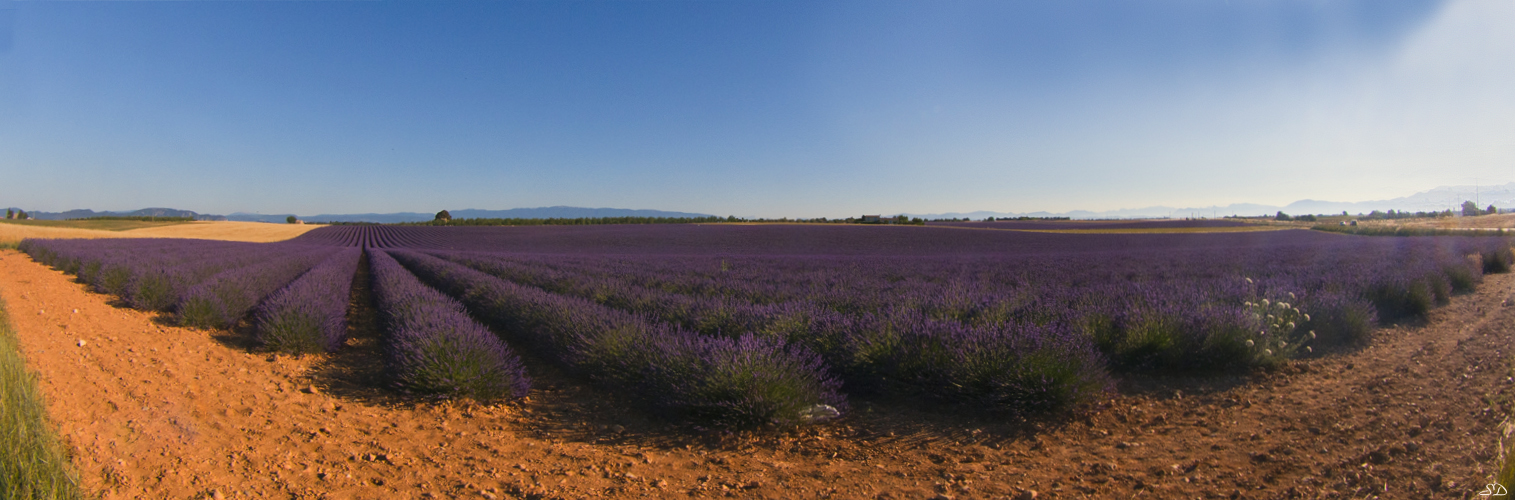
(0, 220, 322, 246)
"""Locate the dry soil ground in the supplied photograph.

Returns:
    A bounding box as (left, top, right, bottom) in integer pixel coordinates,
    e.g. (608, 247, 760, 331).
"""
(1259, 214, 1515, 231)
(0, 221, 323, 246)
(1402, 214, 1515, 230)
(1, 247, 1510, 500)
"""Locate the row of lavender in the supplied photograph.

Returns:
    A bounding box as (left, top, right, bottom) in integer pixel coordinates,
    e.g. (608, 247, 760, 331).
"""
(15, 237, 838, 426)
(295, 225, 453, 249)
(19, 225, 1513, 427)
(287, 226, 1512, 416)
(368, 250, 530, 399)
(17, 239, 361, 353)
(18, 237, 536, 402)
(456, 233, 1502, 342)
(926, 219, 1249, 230)
(422, 234, 1501, 408)
(425, 250, 1110, 411)
(291, 223, 1316, 256)
(518, 231, 1500, 325)
(384, 249, 844, 426)
(369, 246, 845, 424)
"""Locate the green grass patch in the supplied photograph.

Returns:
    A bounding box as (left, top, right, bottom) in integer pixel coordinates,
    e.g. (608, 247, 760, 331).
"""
(0, 297, 84, 500)
(0, 219, 190, 232)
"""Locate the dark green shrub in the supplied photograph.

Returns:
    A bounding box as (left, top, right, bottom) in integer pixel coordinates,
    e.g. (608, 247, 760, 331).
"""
(1300, 293, 1375, 346)
(1365, 280, 1433, 322)
(1483, 245, 1514, 274)
(1445, 262, 1478, 293)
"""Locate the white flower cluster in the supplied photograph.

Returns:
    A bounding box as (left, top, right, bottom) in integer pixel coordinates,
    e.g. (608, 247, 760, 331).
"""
(1242, 292, 1314, 364)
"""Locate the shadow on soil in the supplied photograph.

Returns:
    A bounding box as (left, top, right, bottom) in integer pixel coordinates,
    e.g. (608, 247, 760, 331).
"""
(298, 250, 409, 408)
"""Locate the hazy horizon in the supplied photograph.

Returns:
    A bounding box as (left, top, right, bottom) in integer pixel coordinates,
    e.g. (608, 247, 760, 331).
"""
(9, 177, 1509, 221)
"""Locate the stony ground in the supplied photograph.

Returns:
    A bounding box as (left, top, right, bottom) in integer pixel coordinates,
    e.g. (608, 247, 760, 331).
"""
(2, 248, 1510, 499)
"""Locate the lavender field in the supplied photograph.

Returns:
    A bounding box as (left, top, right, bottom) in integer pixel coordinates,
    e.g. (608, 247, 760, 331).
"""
(926, 219, 1251, 230)
(18, 224, 1512, 428)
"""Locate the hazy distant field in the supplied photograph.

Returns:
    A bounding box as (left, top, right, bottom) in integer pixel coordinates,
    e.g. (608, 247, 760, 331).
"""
(0, 220, 322, 246)
(0, 219, 190, 231)
(925, 218, 1289, 233)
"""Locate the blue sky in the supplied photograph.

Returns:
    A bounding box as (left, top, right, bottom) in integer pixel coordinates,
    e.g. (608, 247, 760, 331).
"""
(1, 0, 1511, 218)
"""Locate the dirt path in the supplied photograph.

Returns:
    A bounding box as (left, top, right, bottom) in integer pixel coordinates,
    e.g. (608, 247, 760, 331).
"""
(1, 248, 1509, 499)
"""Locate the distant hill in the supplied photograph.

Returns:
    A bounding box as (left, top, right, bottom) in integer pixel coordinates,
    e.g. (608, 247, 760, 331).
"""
(24, 208, 225, 221)
(228, 206, 717, 224)
(451, 206, 715, 220)
(12, 184, 1501, 224)
(907, 183, 1515, 220)
(225, 213, 306, 223)
(8, 206, 714, 224)
(226, 212, 435, 224)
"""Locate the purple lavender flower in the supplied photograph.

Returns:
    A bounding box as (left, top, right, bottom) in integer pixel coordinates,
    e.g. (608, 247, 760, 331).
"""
(254, 248, 362, 353)
(369, 249, 529, 400)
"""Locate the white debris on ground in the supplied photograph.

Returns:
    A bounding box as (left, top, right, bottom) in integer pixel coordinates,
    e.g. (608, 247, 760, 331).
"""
(800, 404, 841, 423)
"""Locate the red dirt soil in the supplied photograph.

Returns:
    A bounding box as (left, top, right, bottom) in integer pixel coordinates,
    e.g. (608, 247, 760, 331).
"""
(2, 248, 1510, 499)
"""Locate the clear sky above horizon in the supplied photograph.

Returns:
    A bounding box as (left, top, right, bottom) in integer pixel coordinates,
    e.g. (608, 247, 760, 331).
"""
(1, 0, 1511, 218)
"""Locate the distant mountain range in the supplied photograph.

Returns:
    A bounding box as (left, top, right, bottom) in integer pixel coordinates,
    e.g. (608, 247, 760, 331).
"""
(8, 184, 1508, 223)
(905, 183, 1515, 220)
(225, 206, 716, 223)
(18, 207, 227, 221)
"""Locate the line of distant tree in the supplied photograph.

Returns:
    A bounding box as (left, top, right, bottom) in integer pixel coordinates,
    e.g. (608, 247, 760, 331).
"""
(401, 215, 737, 226)
(1272, 212, 1319, 222)
(1273, 206, 1494, 222)
(1349, 205, 1493, 220)
(321, 213, 938, 226)
(851, 214, 926, 225)
(65, 215, 194, 222)
(921, 216, 1072, 222)
(1462, 201, 1498, 217)
(5, 209, 29, 220)
(1359, 209, 1455, 220)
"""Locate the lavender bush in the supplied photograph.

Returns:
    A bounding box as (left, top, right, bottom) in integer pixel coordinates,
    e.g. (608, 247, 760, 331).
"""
(387, 249, 845, 427)
(429, 250, 1109, 413)
(178, 247, 338, 329)
(254, 248, 362, 353)
(368, 249, 529, 400)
